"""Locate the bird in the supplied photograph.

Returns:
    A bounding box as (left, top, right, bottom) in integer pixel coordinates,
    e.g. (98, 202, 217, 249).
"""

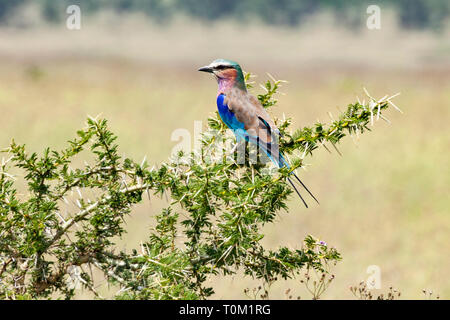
(198, 59, 318, 208)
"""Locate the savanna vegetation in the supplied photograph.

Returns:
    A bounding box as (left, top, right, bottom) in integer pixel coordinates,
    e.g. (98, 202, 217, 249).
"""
(1, 68, 404, 299)
(0, 2, 448, 300)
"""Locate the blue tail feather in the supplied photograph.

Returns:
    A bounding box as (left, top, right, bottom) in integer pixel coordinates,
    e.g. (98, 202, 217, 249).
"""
(273, 153, 319, 207)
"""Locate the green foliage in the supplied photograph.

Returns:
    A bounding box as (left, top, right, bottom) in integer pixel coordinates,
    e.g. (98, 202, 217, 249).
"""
(0, 74, 396, 300)
(280, 94, 397, 159)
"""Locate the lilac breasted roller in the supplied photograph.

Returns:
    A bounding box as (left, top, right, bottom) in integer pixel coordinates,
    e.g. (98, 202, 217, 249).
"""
(198, 59, 318, 207)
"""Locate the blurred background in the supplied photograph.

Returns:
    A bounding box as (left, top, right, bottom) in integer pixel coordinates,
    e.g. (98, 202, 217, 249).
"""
(0, 0, 449, 299)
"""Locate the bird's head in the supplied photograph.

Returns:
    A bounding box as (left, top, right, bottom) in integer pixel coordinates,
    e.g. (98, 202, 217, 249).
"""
(198, 59, 246, 92)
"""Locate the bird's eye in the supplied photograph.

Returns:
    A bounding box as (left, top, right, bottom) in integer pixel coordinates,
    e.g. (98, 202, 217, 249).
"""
(215, 65, 229, 70)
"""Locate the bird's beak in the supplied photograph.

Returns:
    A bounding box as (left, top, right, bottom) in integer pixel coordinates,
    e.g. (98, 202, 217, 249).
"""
(198, 65, 213, 73)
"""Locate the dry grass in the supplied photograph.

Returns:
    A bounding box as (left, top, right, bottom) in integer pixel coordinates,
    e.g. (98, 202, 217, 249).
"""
(0, 19, 448, 299)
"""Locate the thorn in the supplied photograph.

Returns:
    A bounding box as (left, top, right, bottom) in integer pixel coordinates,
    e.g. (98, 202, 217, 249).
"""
(350, 132, 358, 146)
(259, 84, 269, 92)
(380, 115, 391, 124)
(141, 155, 147, 167)
(87, 113, 103, 123)
(363, 87, 375, 101)
(377, 95, 388, 103)
(301, 142, 309, 160)
(267, 73, 277, 83)
(388, 99, 403, 114)
(370, 108, 374, 126)
(387, 92, 401, 100)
